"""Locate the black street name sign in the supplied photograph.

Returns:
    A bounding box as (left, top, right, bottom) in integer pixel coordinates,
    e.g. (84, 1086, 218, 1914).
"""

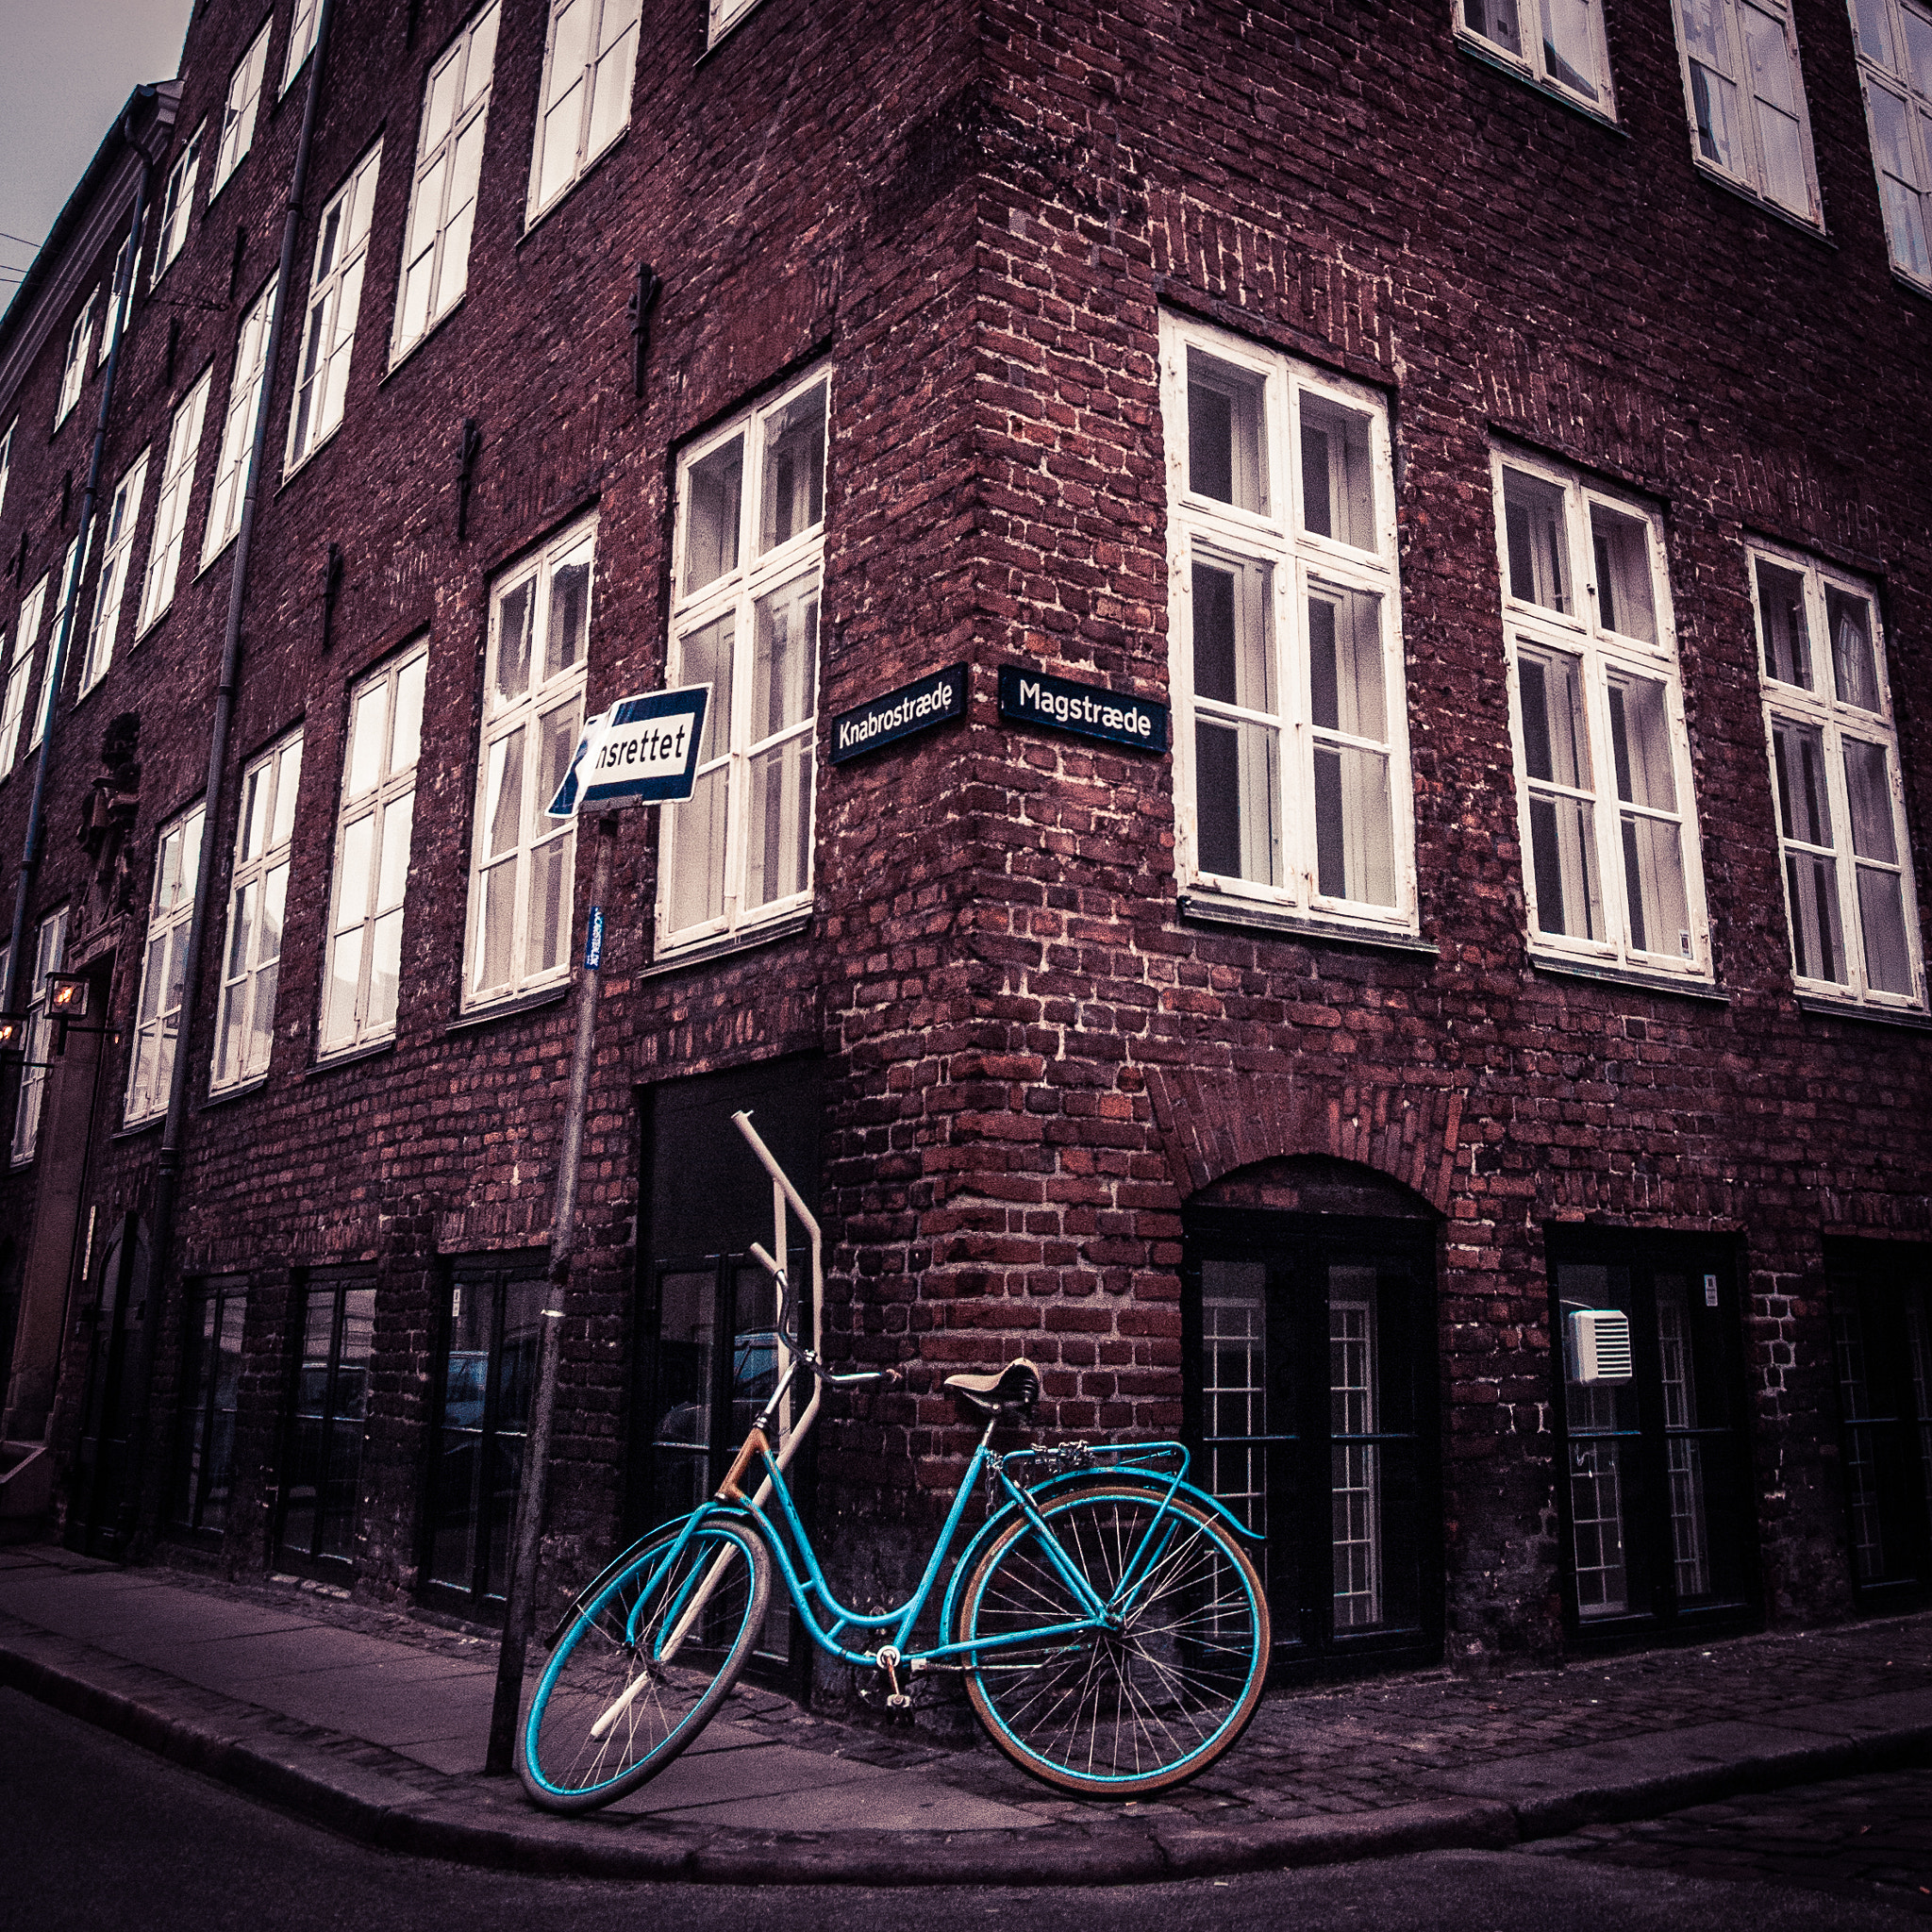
(997, 664, 1168, 753)
(829, 663, 968, 764)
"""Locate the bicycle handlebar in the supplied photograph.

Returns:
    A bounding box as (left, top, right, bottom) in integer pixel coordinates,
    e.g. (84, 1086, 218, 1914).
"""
(746, 1241, 901, 1391)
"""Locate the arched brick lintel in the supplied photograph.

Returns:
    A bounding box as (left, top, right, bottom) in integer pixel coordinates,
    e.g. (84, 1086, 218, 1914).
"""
(1142, 1068, 1468, 1216)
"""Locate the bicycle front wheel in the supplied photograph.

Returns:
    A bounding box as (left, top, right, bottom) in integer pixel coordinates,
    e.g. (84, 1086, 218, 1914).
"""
(956, 1483, 1270, 1797)
(520, 1516, 773, 1812)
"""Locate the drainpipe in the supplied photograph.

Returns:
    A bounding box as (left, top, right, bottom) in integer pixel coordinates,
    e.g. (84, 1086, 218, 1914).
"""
(119, 0, 337, 1557)
(3, 103, 160, 1009)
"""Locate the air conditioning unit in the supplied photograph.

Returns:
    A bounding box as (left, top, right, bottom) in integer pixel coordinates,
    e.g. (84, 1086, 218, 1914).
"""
(1567, 1308, 1633, 1384)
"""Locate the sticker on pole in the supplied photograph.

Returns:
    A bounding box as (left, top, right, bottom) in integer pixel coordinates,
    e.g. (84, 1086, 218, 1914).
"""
(546, 684, 710, 815)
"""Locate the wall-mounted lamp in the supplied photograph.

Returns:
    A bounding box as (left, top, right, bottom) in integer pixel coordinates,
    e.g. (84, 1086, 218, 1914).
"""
(0, 1012, 29, 1067)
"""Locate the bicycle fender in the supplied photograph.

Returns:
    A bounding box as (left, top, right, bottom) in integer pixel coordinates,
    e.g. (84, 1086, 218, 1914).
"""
(937, 1470, 1261, 1640)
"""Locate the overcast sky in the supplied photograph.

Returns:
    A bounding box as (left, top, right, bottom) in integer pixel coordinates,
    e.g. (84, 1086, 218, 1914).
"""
(0, 0, 193, 300)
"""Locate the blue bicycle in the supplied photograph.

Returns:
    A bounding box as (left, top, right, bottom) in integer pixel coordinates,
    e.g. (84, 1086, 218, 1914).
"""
(518, 1244, 1270, 1810)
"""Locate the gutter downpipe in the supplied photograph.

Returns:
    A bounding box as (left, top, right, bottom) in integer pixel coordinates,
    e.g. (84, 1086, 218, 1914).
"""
(3, 104, 160, 1010)
(119, 0, 337, 1557)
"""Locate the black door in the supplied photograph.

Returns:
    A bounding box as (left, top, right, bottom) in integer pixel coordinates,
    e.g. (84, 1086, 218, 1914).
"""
(65, 1214, 148, 1559)
(1185, 1208, 1441, 1676)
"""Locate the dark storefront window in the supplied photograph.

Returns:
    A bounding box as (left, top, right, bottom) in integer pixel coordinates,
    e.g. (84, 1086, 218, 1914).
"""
(172, 1275, 247, 1536)
(1186, 1205, 1441, 1675)
(277, 1274, 375, 1569)
(1547, 1231, 1756, 1638)
(425, 1255, 544, 1611)
(1829, 1243, 1932, 1604)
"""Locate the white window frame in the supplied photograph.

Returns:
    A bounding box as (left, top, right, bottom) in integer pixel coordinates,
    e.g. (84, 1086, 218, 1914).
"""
(657, 366, 829, 956)
(0, 575, 44, 776)
(708, 0, 761, 42)
(34, 536, 88, 754)
(1455, 0, 1618, 115)
(1668, 0, 1823, 224)
(203, 276, 277, 569)
(138, 369, 213, 636)
(1752, 543, 1926, 1011)
(210, 19, 273, 201)
(78, 448, 150, 695)
(152, 124, 205, 287)
(1, 418, 14, 521)
(525, 0, 641, 225)
(12, 907, 67, 1164)
(282, 0, 321, 94)
(286, 143, 382, 474)
(392, 2, 500, 365)
(463, 517, 594, 1008)
(125, 808, 203, 1127)
(98, 227, 136, 370)
(1492, 449, 1711, 979)
(1159, 315, 1417, 939)
(211, 730, 303, 1092)
(56, 289, 99, 429)
(321, 642, 425, 1056)
(1849, 0, 1932, 287)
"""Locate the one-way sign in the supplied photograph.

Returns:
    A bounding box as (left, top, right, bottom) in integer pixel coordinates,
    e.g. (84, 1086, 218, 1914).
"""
(546, 683, 711, 816)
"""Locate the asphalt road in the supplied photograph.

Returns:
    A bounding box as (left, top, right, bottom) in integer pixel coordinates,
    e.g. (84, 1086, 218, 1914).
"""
(2, 1686, 1924, 1932)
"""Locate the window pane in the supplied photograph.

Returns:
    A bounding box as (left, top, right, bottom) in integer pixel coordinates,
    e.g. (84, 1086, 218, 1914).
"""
(1314, 743, 1394, 906)
(1741, 5, 1807, 211)
(377, 790, 415, 908)
(546, 555, 591, 679)
(1756, 559, 1811, 687)
(1772, 718, 1832, 847)
(1591, 505, 1656, 642)
(1200, 1261, 1267, 1540)
(1540, 0, 1601, 99)
(744, 736, 814, 908)
(669, 762, 727, 930)
(1843, 738, 1898, 865)
(1906, 9, 1932, 92)
(1195, 715, 1281, 885)
(1826, 589, 1882, 712)
(1299, 395, 1374, 548)
(1787, 851, 1847, 982)
(347, 680, 388, 797)
(323, 922, 362, 1047)
(1854, 0, 1895, 65)
(751, 578, 818, 740)
(1529, 793, 1603, 940)
(1620, 811, 1690, 958)
(1690, 61, 1743, 173)
(1607, 674, 1675, 813)
(369, 908, 404, 1034)
(393, 654, 425, 770)
(1191, 556, 1274, 713)
(1503, 470, 1570, 613)
(685, 435, 743, 591)
(1464, 0, 1524, 57)
(1518, 649, 1591, 791)
(494, 578, 534, 703)
(758, 382, 827, 555)
(678, 613, 735, 762)
(1187, 351, 1266, 513)
(1868, 82, 1932, 280)
(1308, 586, 1385, 742)
(483, 726, 524, 858)
(1557, 1262, 1637, 1618)
(1857, 868, 1914, 993)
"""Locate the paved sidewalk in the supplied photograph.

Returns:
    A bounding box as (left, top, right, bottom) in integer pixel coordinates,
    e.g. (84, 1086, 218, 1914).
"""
(1, 1541, 1928, 1884)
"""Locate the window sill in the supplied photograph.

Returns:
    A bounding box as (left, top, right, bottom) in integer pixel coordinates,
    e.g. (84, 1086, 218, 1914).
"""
(308, 1037, 396, 1076)
(518, 127, 629, 247)
(201, 1074, 268, 1111)
(279, 421, 341, 492)
(697, 0, 770, 65)
(383, 295, 467, 386)
(1529, 955, 1728, 1005)
(641, 908, 813, 978)
(113, 1114, 163, 1141)
(1690, 160, 1833, 247)
(195, 533, 239, 582)
(1175, 891, 1438, 958)
(1888, 266, 1932, 306)
(1793, 992, 1932, 1032)
(446, 982, 571, 1036)
(1454, 36, 1625, 136)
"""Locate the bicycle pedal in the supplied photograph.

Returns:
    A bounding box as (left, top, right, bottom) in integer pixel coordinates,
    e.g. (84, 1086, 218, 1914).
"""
(886, 1692, 912, 1710)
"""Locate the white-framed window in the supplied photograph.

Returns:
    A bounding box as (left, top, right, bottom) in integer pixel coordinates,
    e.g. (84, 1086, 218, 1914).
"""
(56, 289, 99, 429)
(1753, 546, 1925, 1009)
(1850, 0, 1932, 284)
(12, 908, 67, 1163)
(282, 0, 322, 93)
(526, 0, 641, 223)
(202, 276, 277, 569)
(152, 124, 205, 287)
(1457, 0, 1617, 112)
(210, 19, 273, 200)
(1668, 0, 1822, 222)
(125, 808, 203, 1126)
(1492, 451, 1710, 977)
(286, 143, 381, 472)
(464, 518, 593, 1007)
(658, 369, 828, 953)
(138, 370, 213, 635)
(98, 227, 137, 370)
(393, 2, 499, 363)
(1158, 316, 1416, 937)
(34, 536, 87, 754)
(78, 449, 150, 696)
(322, 642, 425, 1055)
(212, 731, 302, 1091)
(0, 418, 13, 519)
(708, 0, 760, 42)
(0, 575, 45, 775)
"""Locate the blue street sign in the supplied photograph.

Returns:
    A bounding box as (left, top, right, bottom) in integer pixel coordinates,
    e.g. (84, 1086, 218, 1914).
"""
(547, 683, 710, 816)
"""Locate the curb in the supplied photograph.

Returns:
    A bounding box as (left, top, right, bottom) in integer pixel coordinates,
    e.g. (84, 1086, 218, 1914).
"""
(2, 1621, 1927, 1885)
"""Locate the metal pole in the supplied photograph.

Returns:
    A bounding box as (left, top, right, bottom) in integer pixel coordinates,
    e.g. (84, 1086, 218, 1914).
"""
(487, 810, 619, 1775)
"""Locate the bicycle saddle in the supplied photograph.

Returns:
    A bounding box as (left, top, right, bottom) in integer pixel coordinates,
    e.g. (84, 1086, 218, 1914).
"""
(943, 1358, 1041, 1414)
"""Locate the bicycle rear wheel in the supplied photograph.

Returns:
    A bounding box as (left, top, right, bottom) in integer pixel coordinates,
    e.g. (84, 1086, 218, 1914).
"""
(955, 1482, 1269, 1796)
(520, 1516, 773, 1812)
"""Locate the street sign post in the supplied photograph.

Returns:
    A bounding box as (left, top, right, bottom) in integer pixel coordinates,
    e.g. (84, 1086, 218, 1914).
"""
(487, 679, 706, 1777)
